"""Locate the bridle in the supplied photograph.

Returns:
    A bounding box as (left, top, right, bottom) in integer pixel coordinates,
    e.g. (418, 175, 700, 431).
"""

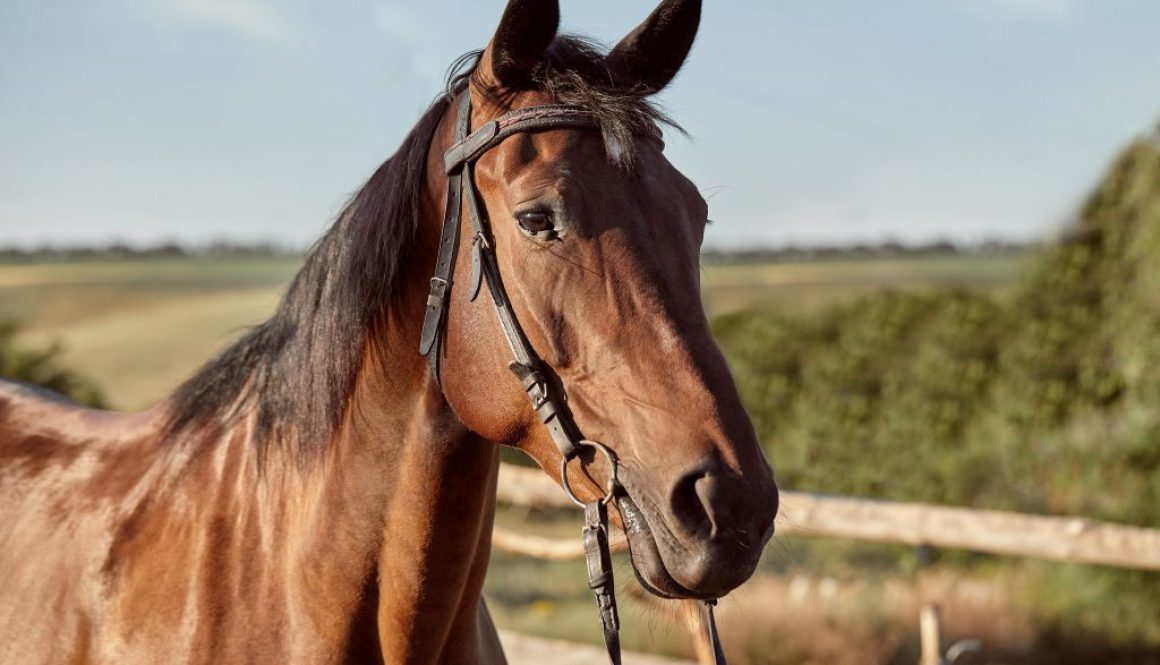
(419, 90, 726, 665)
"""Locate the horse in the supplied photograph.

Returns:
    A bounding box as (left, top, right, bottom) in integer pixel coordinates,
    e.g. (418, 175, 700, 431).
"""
(0, 1, 779, 662)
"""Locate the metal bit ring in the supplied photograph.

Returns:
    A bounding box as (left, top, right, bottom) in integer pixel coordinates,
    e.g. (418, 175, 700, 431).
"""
(560, 440, 618, 508)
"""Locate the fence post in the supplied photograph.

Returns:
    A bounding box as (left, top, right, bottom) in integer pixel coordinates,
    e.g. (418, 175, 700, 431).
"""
(920, 603, 943, 665)
(681, 600, 715, 665)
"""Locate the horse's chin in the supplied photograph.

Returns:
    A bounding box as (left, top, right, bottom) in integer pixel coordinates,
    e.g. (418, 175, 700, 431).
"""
(614, 495, 720, 601)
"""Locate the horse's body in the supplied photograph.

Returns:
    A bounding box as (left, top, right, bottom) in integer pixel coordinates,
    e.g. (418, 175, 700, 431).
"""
(0, 1, 779, 663)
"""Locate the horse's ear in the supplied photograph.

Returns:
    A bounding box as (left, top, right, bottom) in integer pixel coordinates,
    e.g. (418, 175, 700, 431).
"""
(604, 0, 702, 94)
(479, 0, 560, 89)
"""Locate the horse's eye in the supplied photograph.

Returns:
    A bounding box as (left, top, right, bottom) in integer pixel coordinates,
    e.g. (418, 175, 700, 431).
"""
(516, 210, 556, 238)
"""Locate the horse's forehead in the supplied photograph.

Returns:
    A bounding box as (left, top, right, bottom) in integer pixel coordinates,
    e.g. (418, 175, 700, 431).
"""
(498, 128, 668, 184)
(487, 131, 697, 234)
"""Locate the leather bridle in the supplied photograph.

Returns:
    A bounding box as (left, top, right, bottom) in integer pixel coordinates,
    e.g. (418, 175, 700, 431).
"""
(419, 90, 725, 665)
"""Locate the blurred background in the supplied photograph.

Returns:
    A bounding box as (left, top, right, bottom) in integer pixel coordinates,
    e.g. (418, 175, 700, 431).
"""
(2, 1, 1158, 663)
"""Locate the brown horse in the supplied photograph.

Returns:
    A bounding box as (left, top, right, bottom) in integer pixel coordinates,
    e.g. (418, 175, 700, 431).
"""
(0, 1, 778, 663)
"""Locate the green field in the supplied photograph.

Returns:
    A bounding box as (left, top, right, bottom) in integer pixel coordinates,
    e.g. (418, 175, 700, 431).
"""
(702, 253, 1029, 315)
(0, 253, 1027, 410)
(0, 258, 298, 410)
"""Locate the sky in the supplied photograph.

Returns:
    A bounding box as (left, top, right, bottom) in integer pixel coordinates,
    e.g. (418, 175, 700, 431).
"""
(1, 0, 1158, 249)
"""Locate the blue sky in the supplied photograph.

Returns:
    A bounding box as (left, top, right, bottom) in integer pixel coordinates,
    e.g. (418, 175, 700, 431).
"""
(1, 0, 1158, 249)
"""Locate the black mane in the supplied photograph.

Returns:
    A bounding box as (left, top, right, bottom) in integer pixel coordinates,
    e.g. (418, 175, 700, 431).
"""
(164, 37, 674, 462)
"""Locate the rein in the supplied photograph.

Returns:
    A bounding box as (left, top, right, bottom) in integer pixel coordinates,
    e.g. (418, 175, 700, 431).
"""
(419, 91, 726, 664)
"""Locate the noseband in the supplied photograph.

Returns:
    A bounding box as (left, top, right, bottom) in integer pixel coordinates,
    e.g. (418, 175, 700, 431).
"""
(419, 91, 725, 665)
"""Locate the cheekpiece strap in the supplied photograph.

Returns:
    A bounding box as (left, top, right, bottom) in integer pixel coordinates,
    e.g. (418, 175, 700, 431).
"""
(420, 92, 592, 461)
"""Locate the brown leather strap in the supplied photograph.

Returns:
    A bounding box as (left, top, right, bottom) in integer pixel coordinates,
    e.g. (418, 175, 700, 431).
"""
(444, 105, 605, 173)
(584, 501, 621, 665)
(462, 163, 581, 459)
(419, 92, 474, 383)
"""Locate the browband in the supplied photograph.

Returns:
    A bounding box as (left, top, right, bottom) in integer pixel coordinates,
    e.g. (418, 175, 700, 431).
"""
(444, 105, 599, 173)
(443, 103, 664, 174)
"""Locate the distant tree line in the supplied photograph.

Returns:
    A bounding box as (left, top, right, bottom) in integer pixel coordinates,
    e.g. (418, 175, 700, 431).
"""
(0, 238, 1039, 263)
(701, 238, 1037, 264)
(0, 241, 302, 262)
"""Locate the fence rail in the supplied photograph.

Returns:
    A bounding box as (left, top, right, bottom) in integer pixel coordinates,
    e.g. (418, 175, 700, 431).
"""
(495, 464, 1160, 571)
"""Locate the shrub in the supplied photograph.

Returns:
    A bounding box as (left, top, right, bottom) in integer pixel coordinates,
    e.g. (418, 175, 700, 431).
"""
(0, 320, 106, 408)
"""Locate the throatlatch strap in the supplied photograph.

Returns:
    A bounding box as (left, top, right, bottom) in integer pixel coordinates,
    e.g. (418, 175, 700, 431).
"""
(419, 93, 474, 382)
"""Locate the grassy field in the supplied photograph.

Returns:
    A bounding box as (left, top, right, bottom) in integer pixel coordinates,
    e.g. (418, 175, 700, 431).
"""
(0, 253, 1028, 410)
(0, 258, 298, 409)
(702, 253, 1029, 316)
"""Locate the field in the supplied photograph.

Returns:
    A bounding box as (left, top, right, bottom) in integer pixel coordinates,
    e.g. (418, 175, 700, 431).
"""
(0, 253, 1028, 410)
(0, 258, 297, 410)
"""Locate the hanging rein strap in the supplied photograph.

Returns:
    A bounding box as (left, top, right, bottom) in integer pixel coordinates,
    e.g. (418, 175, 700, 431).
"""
(702, 600, 727, 664)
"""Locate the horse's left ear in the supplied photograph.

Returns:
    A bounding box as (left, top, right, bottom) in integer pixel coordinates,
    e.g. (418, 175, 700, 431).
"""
(480, 0, 560, 90)
(604, 0, 702, 94)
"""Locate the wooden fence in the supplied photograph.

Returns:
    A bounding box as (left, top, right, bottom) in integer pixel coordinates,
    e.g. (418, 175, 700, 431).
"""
(494, 464, 1160, 571)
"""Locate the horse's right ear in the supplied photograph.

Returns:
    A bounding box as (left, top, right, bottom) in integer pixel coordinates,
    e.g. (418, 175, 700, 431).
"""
(479, 0, 560, 90)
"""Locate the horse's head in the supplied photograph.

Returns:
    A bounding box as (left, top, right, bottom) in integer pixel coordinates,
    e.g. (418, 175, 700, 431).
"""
(435, 0, 778, 600)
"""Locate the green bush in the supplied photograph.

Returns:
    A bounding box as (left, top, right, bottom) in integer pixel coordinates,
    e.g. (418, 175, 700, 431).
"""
(716, 133, 1160, 520)
(0, 320, 106, 408)
(713, 130, 1160, 648)
(715, 291, 1009, 505)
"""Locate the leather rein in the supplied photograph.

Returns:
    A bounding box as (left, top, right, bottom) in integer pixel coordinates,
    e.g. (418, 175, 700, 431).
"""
(419, 91, 725, 665)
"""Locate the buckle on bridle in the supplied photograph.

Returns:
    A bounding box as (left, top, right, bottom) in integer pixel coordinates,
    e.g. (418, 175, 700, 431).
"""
(426, 276, 450, 308)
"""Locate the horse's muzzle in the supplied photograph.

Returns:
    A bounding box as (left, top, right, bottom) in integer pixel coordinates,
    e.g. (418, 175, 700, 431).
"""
(617, 465, 778, 599)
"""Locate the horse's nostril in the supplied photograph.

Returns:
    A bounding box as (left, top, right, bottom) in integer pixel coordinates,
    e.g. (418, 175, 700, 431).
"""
(667, 463, 779, 546)
(670, 468, 715, 538)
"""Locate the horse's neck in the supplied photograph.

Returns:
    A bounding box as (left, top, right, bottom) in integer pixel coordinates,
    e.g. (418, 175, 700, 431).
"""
(328, 348, 502, 660)
(122, 340, 499, 661)
(142, 105, 502, 659)
(262, 115, 500, 659)
(369, 389, 502, 659)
